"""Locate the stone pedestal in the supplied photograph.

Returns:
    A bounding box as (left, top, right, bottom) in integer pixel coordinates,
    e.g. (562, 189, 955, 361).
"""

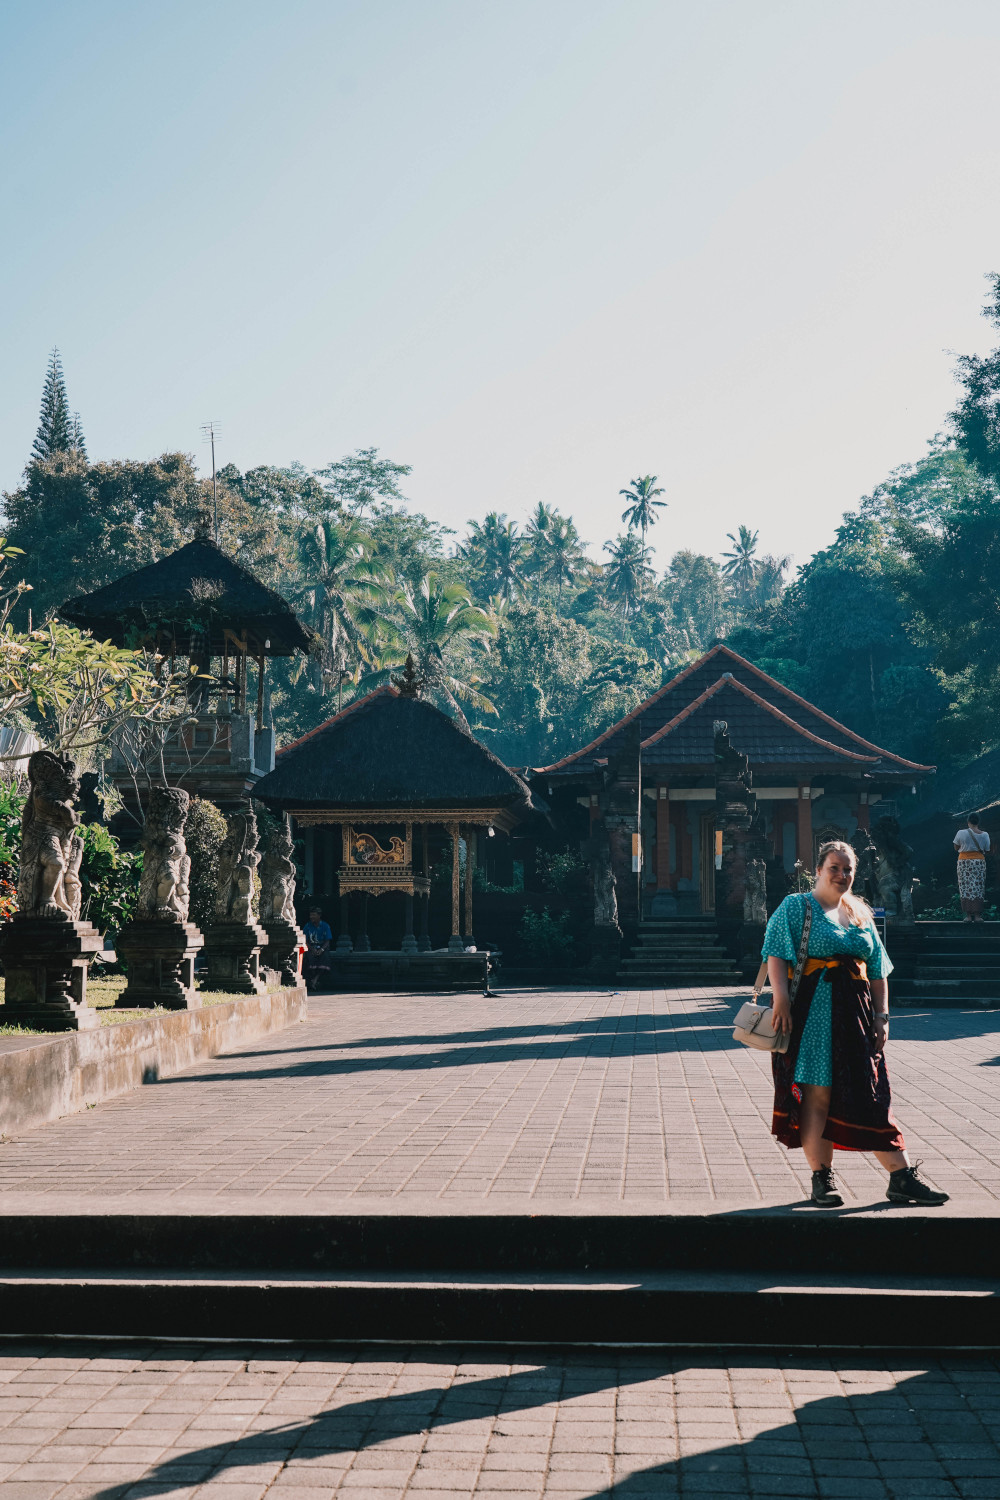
(588, 922, 622, 980)
(0, 913, 103, 1031)
(202, 920, 268, 994)
(262, 919, 305, 987)
(115, 920, 204, 1009)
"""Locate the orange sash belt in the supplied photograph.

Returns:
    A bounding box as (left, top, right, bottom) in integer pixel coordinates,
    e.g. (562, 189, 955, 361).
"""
(958, 851, 986, 861)
(786, 956, 868, 981)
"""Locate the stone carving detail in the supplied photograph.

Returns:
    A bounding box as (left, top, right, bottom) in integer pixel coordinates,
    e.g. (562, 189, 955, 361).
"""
(215, 808, 261, 924)
(872, 815, 916, 924)
(136, 787, 191, 921)
(18, 751, 84, 919)
(259, 819, 297, 925)
(592, 836, 619, 929)
(259, 815, 305, 987)
(714, 724, 768, 975)
(0, 750, 102, 1029)
(850, 826, 879, 906)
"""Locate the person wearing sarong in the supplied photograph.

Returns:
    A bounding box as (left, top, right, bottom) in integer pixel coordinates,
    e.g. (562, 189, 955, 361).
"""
(954, 815, 990, 921)
(763, 840, 949, 1208)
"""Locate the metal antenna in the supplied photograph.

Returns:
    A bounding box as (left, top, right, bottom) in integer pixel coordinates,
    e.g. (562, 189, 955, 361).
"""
(200, 422, 220, 542)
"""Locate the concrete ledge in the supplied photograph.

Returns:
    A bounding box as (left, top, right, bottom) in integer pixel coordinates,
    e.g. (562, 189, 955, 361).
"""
(0, 1273, 996, 1347)
(0, 984, 307, 1136)
(0, 1208, 994, 1276)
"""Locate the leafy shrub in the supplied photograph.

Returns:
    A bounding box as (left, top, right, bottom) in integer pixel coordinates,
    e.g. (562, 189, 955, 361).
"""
(536, 846, 586, 893)
(0, 784, 24, 866)
(517, 906, 575, 966)
(920, 888, 1000, 921)
(79, 822, 141, 936)
(185, 797, 228, 932)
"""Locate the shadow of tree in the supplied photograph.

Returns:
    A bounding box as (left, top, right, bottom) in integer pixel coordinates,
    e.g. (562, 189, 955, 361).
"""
(77, 1349, 1000, 1500)
(163, 1007, 756, 1085)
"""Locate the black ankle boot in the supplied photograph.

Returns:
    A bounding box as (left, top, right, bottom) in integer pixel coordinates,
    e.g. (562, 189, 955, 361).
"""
(810, 1167, 843, 1207)
(886, 1163, 949, 1205)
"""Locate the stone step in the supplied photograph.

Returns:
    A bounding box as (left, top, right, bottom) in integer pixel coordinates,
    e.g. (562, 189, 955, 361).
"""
(632, 944, 730, 957)
(620, 958, 739, 971)
(916, 967, 1000, 980)
(616, 973, 743, 986)
(894, 993, 1000, 1009)
(0, 1269, 993, 1346)
(0, 1208, 986, 1275)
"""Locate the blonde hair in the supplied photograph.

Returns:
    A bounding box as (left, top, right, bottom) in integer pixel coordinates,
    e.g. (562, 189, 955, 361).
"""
(816, 840, 872, 928)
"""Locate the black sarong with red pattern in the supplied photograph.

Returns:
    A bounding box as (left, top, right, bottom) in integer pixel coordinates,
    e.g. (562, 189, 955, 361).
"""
(771, 957, 905, 1152)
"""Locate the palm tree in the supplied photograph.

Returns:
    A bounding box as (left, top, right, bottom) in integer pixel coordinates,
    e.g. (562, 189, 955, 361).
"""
(524, 502, 557, 598)
(603, 532, 654, 620)
(541, 516, 586, 613)
(295, 516, 396, 693)
(754, 552, 791, 610)
(458, 513, 528, 604)
(394, 572, 498, 731)
(619, 474, 667, 547)
(721, 525, 760, 605)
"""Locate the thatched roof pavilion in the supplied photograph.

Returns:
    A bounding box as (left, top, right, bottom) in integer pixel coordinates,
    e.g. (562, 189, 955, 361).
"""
(255, 679, 536, 958)
(60, 535, 314, 657)
(59, 534, 316, 807)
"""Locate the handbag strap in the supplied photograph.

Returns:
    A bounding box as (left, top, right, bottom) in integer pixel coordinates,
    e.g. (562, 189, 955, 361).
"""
(751, 894, 813, 1003)
(787, 896, 813, 1007)
(968, 828, 987, 854)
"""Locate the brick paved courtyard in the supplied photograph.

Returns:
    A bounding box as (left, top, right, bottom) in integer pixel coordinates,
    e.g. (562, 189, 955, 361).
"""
(0, 987, 998, 1209)
(1, 1341, 1000, 1500)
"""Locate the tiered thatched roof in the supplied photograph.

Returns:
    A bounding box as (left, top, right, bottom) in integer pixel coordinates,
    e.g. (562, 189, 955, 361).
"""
(60, 537, 314, 656)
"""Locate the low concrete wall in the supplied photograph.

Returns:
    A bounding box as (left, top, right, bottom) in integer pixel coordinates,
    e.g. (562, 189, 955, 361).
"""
(0, 985, 307, 1137)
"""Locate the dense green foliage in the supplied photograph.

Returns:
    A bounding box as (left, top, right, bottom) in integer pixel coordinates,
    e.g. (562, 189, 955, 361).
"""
(185, 797, 228, 934)
(8, 278, 1000, 773)
(78, 823, 141, 935)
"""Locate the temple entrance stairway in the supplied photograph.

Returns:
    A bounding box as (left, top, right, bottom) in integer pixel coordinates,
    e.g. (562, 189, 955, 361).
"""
(617, 916, 742, 987)
(888, 921, 1000, 1008)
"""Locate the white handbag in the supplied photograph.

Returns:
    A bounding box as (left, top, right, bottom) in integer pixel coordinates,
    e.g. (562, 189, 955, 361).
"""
(732, 899, 812, 1055)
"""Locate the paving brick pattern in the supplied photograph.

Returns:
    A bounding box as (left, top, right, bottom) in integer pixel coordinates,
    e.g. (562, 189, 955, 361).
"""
(0, 1342, 999, 1500)
(1, 990, 999, 1207)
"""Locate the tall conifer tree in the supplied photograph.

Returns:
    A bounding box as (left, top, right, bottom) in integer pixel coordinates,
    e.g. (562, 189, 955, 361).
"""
(31, 348, 74, 463)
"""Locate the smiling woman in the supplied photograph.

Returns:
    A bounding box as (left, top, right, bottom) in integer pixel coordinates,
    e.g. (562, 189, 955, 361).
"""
(762, 839, 949, 1209)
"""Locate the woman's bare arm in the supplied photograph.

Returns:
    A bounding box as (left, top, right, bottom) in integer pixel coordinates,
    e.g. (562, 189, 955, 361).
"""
(768, 954, 791, 1033)
(871, 977, 889, 1054)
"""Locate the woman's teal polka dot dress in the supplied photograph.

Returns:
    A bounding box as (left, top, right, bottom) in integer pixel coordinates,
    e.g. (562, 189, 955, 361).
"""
(761, 893, 893, 1087)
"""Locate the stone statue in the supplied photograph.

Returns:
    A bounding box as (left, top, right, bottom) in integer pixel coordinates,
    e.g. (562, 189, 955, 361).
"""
(872, 815, 915, 924)
(259, 818, 297, 925)
(214, 807, 260, 924)
(136, 787, 191, 921)
(592, 836, 619, 929)
(18, 751, 83, 919)
(64, 833, 84, 922)
(743, 857, 767, 927)
(850, 825, 879, 906)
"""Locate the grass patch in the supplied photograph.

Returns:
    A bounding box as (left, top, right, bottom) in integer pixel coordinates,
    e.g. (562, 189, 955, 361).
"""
(0, 976, 256, 1033)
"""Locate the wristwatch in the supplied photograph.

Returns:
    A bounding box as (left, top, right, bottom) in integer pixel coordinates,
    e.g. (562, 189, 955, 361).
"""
(873, 1012, 890, 1022)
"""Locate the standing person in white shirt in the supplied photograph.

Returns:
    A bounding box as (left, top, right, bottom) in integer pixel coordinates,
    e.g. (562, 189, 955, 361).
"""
(954, 814, 991, 922)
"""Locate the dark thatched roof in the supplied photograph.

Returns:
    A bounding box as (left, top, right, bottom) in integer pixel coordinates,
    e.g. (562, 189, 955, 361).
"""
(59, 537, 314, 657)
(254, 686, 534, 814)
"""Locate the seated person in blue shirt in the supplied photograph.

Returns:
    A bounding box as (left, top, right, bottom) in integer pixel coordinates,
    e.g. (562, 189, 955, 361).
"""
(303, 907, 333, 990)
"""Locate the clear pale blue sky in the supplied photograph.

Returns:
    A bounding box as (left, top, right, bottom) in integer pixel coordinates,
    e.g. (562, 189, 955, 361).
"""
(4, 0, 1000, 567)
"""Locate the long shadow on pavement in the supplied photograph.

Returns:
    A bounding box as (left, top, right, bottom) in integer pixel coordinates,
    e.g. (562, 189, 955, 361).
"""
(75, 1353, 1000, 1500)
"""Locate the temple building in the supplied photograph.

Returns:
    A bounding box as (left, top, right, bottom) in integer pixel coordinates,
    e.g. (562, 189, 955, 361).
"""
(60, 534, 315, 810)
(253, 668, 538, 985)
(533, 645, 934, 922)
